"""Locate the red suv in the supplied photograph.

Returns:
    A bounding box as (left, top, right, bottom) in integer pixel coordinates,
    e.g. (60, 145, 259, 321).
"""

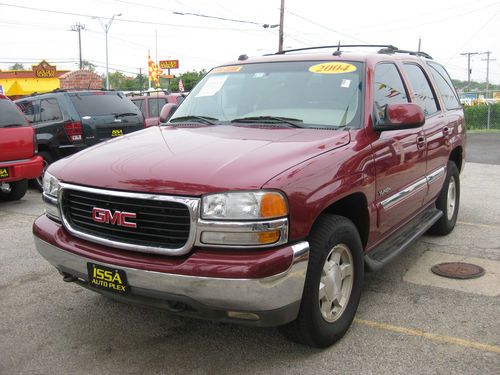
(0, 94, 43, 201)
(130, 92, 185, 127)
(33, 45, 465, 347)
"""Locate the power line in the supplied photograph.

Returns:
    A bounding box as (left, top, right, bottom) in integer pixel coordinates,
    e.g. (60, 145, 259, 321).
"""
(0, 2, 263, 31)
(285, 9, 369, 44)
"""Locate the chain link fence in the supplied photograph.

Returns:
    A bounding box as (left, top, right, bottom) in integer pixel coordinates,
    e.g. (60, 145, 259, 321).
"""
(460, 91, 500, 130)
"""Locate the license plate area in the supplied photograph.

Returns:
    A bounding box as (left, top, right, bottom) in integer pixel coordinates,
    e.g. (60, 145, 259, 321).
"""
(0, 167, 10, 179)
(87, 262, 129, 294)
(111, 129, 124, 137)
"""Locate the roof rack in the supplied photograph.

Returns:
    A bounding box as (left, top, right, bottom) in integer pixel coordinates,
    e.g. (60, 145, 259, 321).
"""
(272, 44, 432, 59)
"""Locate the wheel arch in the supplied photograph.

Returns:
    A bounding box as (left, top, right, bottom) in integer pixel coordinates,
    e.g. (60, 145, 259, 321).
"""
(318, 192, 370, 249)
(449, 145, 463, 173)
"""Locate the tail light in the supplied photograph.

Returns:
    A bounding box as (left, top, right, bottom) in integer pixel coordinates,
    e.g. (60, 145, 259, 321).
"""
(63, 121, 83, 142)
(33, 132, 38, 154)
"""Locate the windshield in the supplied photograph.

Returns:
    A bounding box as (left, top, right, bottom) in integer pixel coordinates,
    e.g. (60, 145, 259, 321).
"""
(170, 60, 363, 128)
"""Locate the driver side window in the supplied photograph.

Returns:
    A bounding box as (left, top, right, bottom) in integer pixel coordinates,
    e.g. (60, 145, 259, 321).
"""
(373, 63, 409, 121)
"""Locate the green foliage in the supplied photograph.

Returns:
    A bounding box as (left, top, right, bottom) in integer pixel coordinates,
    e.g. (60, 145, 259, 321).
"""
(159, 70, 207, 92)
(9, 63, 26, 70)
(464, 103, 500, 129)
(452, 79, 500, 92)
(81, 60, 96, 72)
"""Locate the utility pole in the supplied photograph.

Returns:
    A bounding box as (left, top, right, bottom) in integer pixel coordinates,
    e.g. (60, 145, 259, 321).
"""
(278, 0, 285, 52)
(481, 51, 496, 98)
(460, 52, 479, 91)
(94, 14, 122, 90)
(71, 22, 85, 70)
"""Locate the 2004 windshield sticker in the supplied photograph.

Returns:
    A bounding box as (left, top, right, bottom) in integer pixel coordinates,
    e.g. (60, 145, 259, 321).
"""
(309, 62, 357, 74)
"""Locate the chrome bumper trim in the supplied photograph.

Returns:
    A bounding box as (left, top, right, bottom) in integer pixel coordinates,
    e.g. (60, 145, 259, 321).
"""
(34, 237, 310, 312)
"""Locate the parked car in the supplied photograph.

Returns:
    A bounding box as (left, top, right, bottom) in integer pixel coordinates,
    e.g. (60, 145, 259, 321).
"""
(34, 45, 465, 347)
(15, 90, 145, 189)
(0, 94, 43, 201)
(130, 91, 186, 127)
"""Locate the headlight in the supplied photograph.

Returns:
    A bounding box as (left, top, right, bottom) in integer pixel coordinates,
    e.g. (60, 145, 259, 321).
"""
(43, 171, 61, 197)
(202, 191, 288, 220)
(42, 171, 61, 220)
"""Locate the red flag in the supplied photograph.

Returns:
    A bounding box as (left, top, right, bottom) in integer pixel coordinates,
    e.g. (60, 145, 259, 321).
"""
(178, 78, 184, 92)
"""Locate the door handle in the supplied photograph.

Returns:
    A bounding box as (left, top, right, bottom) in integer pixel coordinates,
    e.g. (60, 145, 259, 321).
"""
(443, 126, 451, 137)
(417, 136, 426, 149)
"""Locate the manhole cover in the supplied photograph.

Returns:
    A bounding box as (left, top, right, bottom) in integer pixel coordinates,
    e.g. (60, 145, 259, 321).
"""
(431, 262, 485, 279)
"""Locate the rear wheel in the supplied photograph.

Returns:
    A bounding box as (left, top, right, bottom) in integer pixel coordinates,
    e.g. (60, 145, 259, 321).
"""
(33, 151, 54, 192)
(0, 179, 28, 201)
(428, 161, 460, 235)
(280, 215, 364, 347)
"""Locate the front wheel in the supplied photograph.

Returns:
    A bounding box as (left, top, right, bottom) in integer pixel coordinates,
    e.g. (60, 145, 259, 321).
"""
(280, 215, 364, 347)
(428, 161, 460, 235)
(0, 179, 28, 201)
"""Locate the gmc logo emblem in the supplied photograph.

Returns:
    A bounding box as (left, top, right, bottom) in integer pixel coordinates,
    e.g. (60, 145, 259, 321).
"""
(91, 207, 137, 228)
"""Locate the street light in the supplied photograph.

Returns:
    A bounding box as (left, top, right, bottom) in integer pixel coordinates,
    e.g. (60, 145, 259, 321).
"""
(93, 13, 122, 90)
(173, 11, 277, 28)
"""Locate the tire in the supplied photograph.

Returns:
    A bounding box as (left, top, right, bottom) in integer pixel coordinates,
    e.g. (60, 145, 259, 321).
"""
(280, 215, 364, 347)
(428, 161, 460, 235)
(0, 179, 28, 201)
(33, 151, 54, 192)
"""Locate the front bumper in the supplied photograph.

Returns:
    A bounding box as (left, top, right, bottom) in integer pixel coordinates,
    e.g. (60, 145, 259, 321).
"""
(33, 216, 309, 326)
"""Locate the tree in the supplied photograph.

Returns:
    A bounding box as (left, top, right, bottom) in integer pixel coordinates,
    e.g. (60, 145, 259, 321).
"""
(81, 60, 96, 72)
(9, 63, 26, 70)
(161, 70, 207, 92)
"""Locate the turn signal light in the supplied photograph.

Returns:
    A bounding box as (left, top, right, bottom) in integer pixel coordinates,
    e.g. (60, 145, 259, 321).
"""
(260, 192, 288, 218)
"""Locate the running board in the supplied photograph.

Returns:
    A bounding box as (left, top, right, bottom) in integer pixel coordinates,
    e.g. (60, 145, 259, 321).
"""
(365, 207, 442, 272)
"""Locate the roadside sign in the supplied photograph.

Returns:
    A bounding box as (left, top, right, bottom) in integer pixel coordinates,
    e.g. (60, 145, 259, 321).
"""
(159, 60, 179, 69)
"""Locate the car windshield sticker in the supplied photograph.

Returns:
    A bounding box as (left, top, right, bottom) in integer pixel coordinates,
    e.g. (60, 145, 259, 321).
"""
(341, 79, 351, 88)
(309, 62, 357, 74)
(196, 75, 228, 97)
(211, 65, 242, 74)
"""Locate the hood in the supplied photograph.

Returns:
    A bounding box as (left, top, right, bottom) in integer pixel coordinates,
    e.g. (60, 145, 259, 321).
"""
(49, 125, 350, 196)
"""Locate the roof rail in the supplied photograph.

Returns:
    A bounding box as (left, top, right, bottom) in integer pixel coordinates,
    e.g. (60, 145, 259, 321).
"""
(273, 44, 398, 55)
(378, 46, 433, 59)
(271, 44, 433, 59)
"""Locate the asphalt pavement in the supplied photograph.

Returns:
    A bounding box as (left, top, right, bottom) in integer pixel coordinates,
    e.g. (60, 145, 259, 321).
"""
(0, 135, 499, 375)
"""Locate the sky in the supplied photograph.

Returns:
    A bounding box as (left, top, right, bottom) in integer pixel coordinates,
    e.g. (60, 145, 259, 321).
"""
(1, 0, 499, 85)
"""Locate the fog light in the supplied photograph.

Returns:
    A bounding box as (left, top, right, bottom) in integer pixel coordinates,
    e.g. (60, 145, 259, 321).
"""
(201, 230, 280, 246)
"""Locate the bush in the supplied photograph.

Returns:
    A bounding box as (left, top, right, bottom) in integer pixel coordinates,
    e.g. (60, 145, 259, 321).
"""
(464, 103, 500, 130)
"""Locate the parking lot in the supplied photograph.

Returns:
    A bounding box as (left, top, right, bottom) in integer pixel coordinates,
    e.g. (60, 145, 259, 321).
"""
(1, 134, 499, 375)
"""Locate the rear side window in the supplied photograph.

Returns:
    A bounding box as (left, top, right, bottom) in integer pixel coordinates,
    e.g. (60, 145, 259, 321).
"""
(40, 98, 63, 122)
(427, 63, 461, 110)
(16, 100, 37, 122)
(132, 98, 146, 116)
(373, 63, 409, 120)
(402, 63, 439, 117)
(0, 99, 29, 127)
(70, 93, 140, 116)
(148, 98, 167, 117)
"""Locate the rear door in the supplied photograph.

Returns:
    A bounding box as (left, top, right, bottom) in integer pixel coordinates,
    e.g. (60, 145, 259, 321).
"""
(401, 62, 449, 206)
(69, 92, 144, 144)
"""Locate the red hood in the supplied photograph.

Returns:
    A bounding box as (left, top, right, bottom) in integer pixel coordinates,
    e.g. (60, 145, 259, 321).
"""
(49, 125, 350, 196)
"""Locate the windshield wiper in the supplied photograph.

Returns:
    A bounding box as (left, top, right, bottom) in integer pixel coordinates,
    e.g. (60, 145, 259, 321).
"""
(1, 124, 24, 128)
(169, 115, 218, 125)
(230, 116, 303, 128)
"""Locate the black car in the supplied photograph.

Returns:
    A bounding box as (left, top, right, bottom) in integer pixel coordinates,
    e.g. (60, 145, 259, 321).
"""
(15, 90, 145, 189)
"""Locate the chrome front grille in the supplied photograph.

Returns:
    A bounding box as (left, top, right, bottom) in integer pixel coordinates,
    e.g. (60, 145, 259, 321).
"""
(59, 184, 199, 256)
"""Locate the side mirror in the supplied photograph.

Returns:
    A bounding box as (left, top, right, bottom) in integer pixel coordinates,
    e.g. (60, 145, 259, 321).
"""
(373, 103, 425, 131)
(159, 103, 178, 123)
